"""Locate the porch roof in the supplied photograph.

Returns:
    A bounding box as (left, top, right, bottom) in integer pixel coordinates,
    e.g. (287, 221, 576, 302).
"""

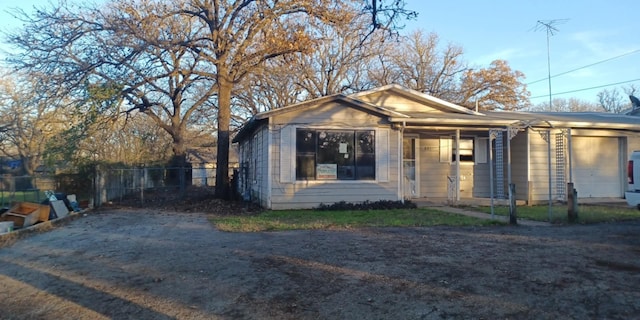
(391, 110, 640, 131)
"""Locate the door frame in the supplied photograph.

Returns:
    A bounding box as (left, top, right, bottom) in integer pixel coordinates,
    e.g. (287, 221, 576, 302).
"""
(402, 135, 420, 198)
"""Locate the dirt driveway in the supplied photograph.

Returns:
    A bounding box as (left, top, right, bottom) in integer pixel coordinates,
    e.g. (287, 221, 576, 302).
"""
(1, 209, 640, 319)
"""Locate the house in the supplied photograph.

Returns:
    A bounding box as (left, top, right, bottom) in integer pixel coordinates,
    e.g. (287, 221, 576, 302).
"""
(233, 84, 640, 209)
(186, 147, 239, 186)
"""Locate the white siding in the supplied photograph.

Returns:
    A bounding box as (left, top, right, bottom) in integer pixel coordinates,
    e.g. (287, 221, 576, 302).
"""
(419, 137, 451, 198)
(356, 91, 447, 113)
(510, 132, 529, 201)
(238, 125, 271, 207)
(528, 129, 556, 202)
(268, 101, 400, 209)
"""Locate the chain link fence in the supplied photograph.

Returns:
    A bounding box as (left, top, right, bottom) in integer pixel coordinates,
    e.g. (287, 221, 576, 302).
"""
(1, 174, 56, 208)
(1, 165, 218, 209)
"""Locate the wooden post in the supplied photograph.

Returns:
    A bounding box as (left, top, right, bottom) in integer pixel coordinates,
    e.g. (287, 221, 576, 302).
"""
(567, 183, 578, 222)
(509, 183, 517, 225)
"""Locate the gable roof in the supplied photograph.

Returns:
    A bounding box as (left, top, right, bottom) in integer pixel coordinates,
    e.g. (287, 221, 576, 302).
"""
(349, 84, 484, 116)
(232, 93, 407, 143)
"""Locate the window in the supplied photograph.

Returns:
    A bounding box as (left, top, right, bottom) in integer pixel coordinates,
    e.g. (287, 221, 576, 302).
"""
(453, 138, 474, 162)
(295, 129, 375, 180)
(440, 137, 478, 163)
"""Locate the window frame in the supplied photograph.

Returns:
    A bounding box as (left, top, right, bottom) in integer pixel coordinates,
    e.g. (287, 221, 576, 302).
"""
(440, 136, 483, 165)
(294, 128, 376, 181)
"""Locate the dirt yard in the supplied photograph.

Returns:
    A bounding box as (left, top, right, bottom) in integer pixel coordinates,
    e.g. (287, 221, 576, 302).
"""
(1, 208, 639, 319)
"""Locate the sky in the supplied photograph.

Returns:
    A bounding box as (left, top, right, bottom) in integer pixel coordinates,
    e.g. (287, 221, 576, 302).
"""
(1, 0, 639, 105)
(401, 0, 640, 105)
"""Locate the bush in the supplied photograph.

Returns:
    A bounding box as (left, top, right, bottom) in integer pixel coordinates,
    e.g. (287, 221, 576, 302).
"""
(316, 200, 417, 211)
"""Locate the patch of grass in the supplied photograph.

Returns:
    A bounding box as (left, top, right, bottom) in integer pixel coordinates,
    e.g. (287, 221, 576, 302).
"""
(210, 208, 505, 232)
(472, 204, 640, 224)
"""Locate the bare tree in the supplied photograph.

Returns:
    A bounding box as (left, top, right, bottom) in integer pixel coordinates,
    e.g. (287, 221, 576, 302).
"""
(7, 0, 217, 169)
(528, 97, 599, 112)
(366, 30, 530, 110)
(0, 72, 66, 175)
(389, 31, 466, 101)
(8, 0, 415, 198)
(597, 88, 627, 113)
(234, 14, 388, 116)
(176, 0, 412, 198)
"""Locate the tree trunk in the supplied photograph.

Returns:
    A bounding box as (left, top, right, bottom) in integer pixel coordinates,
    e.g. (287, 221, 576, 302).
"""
(215, 77, 232, 199)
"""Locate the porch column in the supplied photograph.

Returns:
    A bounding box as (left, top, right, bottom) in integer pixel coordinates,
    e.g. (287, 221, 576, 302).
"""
(567, 128, 573, 183)
(455, 129, 460, 201)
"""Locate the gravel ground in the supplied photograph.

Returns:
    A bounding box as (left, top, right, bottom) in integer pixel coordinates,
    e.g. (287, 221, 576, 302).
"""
(1, 208, 640, 319)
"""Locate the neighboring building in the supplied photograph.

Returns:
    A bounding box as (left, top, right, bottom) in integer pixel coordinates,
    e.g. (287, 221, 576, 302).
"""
(187, 147, 239, 187)
(233, 84, 640, 209)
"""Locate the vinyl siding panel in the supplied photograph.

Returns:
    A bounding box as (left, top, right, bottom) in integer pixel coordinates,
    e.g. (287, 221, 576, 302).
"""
(355, 91, 446, 113)
(472, 137, 491, 198)
(528, 129, 556, 202)
(236, 124, 270, 207)
(419, 137, 451, 198)
(510, 132, 529, 201)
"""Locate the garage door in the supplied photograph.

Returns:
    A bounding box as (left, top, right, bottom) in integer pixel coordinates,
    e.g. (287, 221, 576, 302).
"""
(572, 137, 622, 198)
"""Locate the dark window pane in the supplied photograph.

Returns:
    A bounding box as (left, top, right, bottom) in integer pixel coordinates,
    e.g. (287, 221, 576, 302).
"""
(296, 129, 316, 153)
(357, 130, 375, 154)
(337, 165, 355, 179)
(296, 154, 315, 180)
(356, 154, 376, 180)
(403, 138, 415, 160)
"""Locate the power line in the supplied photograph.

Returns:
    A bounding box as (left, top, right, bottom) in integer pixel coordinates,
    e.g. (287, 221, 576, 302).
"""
(530, 78, 640, 99)
(527, 49, 640, 85)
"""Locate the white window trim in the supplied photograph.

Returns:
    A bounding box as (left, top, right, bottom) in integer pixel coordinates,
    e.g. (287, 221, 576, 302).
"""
(440, 135, 480, 165)
(281, 126, 389, 184)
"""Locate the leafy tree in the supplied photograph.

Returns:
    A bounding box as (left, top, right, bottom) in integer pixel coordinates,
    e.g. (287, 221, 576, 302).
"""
(459, 60, 530, 111)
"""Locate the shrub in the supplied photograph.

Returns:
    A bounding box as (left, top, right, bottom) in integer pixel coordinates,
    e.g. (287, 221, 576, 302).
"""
(316, 200, 416, 211)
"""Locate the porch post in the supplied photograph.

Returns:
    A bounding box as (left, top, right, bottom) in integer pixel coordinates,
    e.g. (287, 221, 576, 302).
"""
(547, 129, 553, 220)
(455, 129, 460, 202)
(567, 128, 573, 183)
(489, 130, 496, 218)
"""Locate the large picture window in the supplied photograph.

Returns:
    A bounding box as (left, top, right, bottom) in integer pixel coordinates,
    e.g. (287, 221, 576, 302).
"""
(296, 129, 375, 180)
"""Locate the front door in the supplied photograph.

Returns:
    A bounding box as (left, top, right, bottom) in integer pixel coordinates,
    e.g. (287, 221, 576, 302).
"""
(403, 137, 419, 198)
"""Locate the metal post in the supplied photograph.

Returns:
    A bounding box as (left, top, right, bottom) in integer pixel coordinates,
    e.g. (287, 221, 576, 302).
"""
(567, 128, 573, 183)
(489, 132, 494, 218)
(455, 129, 460, 202)
(140, 170, 144, 204)
(547, 129, 553, 221)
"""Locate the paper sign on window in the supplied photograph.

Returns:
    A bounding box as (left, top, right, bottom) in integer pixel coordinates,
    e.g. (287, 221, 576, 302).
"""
(339, 143, 348, 153)
(316, 164, 337, 179)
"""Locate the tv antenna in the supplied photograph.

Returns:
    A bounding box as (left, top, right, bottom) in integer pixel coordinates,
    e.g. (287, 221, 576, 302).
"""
(533, 19, 569, 109)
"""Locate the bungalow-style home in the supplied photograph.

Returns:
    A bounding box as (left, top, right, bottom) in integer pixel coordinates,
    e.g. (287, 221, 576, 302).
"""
(233, 84, 640, 209)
